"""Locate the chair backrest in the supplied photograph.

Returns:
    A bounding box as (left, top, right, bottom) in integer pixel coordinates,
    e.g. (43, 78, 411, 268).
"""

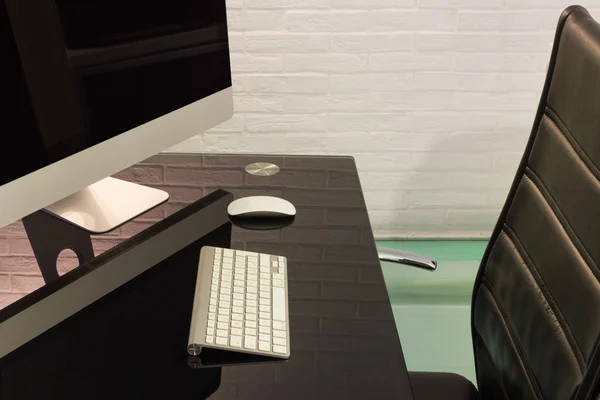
(472, 6, 600, 400)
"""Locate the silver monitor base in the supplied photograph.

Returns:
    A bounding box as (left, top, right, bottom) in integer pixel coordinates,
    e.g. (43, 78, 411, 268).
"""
(44, 177, 169, 234)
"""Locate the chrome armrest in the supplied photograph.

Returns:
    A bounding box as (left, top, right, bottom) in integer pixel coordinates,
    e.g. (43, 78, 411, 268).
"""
(378, 248, 437, 271)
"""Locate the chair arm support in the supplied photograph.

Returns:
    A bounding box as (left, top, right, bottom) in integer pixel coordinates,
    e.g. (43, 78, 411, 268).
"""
(378, 248, 437, 271)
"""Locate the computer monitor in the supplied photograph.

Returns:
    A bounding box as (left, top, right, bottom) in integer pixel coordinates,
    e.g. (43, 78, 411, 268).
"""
(0, 1, 233, 230)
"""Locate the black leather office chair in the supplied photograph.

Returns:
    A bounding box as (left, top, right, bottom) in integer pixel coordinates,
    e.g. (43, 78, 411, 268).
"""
(379, 6, 600, 399)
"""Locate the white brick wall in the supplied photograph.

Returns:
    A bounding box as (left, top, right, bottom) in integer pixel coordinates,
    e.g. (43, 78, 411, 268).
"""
(169, 1, 600, 238)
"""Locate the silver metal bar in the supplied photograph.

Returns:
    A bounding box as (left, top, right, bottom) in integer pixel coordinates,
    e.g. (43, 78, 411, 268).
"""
(378, 248, 437, 271)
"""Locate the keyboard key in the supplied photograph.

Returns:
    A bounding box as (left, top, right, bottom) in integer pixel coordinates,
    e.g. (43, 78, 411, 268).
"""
(208, 313, 216, 321)
(260, 254, 269, 267)
(248, 287, 257, 294)
(232, 321, 243, 328)
(273, 321, 286, 331)
(259, 305, 270, 313)
(233, 300, 244, 307)
(224, 249, 234, 257)
(260, 273, 270, 280)
(247, 293, 257, 301)
(233, 306, 244, 314)
(206, 328, 215, 336)
(219, 301, 230, 309)
(272, 287, 286, 322)
(234, 281, 244, 287)
(207, 320, 215, 328)
(206, 335, 214, 344)
(215, 248, 222, 255)
(230, 336, 242, 348)
(211, 284, 218, 292)
(216, 330, 228, 338)
(219, 294, 229, 302)
(260, 280, 270, 287)
(221, 288, 231, 295)
(273, 330, 286, 338)
(209, 305, 216, 313)
(259, 312, 271, 320)
(248, 267, 258, 274)
(246, 328, 257, 336)
(259, 326, 271, 334)
(221, 269, 232, 276)
(246, 321, 257, 329)
(259, 334, 271, 342)
(247, 280, 258, 288)
(217, 315, 228, 322)
(244, 336, 257, 350)
(246, 314, 257, 321)
(210, 292, 217, 299)
(216, 337, 228, 346)
(259, 319, 270, 327)
(233, 293, 244, 300)
(260, 298, 271, 306)
(272, 261, 278, 267)
(233, 287, 244, 294)
(246, 306, 257, 314)
(273, 279, 284, 288)
(260, 292, 270, 299)
(231, 328, 243, 336)
(210, 299, 217, 306)
(232, 314, 243, 321)
(279, 268, 284, 274)
(247, 300, 257, 308)
(217, 322, 228, 330)
(259, 341, 270, 352)
(260, 267, 270, 274)
(273, 337, 287, 346)
(273, 345, 287, 354)
(272, 273, 284, 280)
(218, 308, 230, 316)
(222, 275, 232, 282)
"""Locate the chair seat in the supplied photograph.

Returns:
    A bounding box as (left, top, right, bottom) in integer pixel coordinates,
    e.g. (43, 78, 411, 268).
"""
(409, 372, 480, 400)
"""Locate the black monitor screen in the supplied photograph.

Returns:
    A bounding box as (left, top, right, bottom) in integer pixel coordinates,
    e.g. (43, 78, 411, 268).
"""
(1, 1, 231, 187)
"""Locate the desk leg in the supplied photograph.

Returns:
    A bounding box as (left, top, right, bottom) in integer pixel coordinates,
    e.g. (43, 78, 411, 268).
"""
(22, 211, 95, 284)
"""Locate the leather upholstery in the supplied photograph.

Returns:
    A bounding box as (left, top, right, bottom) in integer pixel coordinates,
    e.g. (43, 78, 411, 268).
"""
(472, 6, 600, 400)
(409, 372, 481, 400)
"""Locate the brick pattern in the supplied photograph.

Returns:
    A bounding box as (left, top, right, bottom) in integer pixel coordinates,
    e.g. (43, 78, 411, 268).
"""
(164, 1, 600, 238)
(0, 155, 408, 397)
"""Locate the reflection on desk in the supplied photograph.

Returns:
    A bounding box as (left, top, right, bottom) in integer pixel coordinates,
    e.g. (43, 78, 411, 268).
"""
(0, 154, 414, 400)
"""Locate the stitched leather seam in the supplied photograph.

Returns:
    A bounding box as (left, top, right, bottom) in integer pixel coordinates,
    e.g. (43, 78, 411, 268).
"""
(524, 168, 599, 277)
(544, 107, 600, 180)
(479, 280, 544, 400)
(522, 173, 600, 280)
(503, 223, 588, 368)
(499, 229, 586, 373)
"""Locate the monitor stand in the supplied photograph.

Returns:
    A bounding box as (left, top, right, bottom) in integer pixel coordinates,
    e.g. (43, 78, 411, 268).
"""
(22, 177, 169, 283)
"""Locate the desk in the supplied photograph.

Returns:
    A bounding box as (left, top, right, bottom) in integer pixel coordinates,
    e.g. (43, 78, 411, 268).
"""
(0, 154, 414, 399)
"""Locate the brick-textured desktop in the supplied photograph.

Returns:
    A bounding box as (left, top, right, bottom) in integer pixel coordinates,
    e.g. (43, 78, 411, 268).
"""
(1, 155, 404, 396)
(169, 0, 600, 238)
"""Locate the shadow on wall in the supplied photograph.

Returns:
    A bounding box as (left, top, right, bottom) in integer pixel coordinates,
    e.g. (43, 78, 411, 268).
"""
(359, 115, 530, 238)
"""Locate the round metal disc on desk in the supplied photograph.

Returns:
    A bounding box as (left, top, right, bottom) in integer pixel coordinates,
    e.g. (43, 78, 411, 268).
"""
(245, 162, 280, 176)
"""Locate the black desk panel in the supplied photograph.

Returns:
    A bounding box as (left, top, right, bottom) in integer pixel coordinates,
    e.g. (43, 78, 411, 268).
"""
(0, 154, 414, 400)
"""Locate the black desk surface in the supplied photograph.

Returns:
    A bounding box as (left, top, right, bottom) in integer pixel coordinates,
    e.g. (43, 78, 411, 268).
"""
(0, 154, 414, 399)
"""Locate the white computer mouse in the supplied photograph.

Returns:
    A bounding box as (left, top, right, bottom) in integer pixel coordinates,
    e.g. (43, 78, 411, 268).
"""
(227, 196, 296, 219)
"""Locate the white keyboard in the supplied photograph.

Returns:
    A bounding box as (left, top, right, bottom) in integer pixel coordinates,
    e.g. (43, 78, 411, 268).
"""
(188, 246, 290, 359)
